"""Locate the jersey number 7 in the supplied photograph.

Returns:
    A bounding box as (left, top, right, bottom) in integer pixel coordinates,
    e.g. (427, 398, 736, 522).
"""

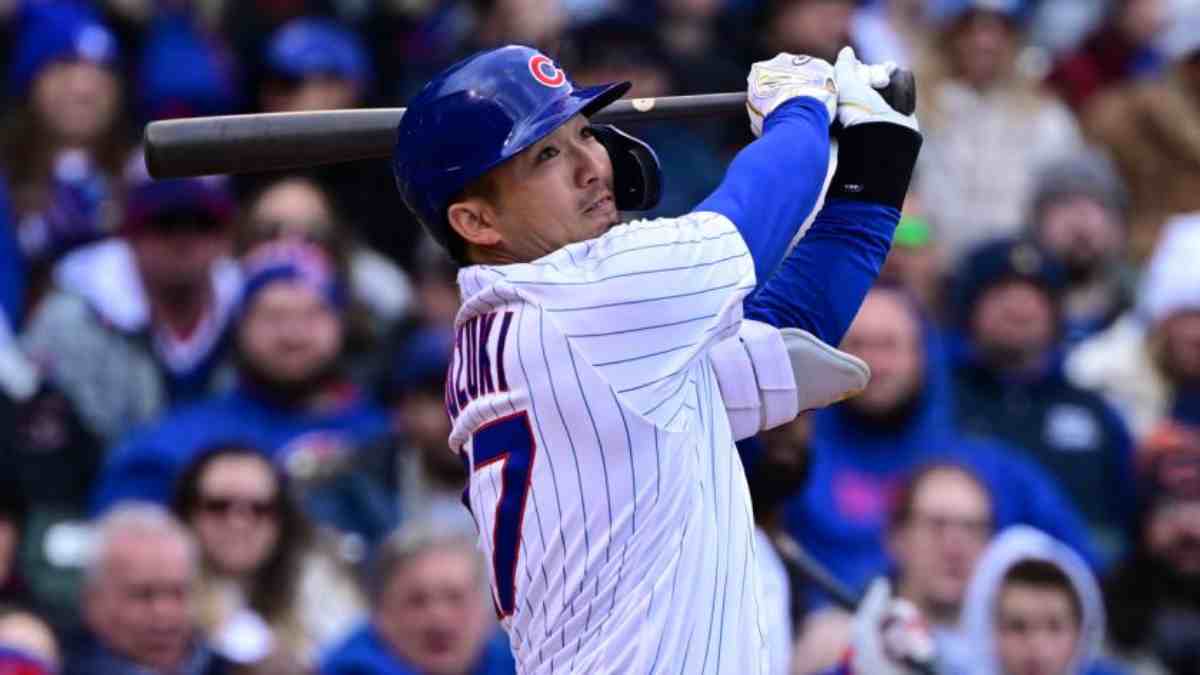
(470, 410, 537, 617)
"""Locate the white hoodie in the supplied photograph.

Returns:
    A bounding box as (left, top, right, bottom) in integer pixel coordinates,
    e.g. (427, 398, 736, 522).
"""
(960, 526, 1106, 675)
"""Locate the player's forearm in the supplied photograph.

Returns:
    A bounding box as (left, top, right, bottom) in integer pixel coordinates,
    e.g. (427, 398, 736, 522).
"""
(745, 199, 895, 345)
(696, 97, 831, 284)
(745, 120, 922, 345)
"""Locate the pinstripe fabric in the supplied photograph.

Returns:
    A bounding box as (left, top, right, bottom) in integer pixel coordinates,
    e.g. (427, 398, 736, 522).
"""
(448, 213, 769, 674)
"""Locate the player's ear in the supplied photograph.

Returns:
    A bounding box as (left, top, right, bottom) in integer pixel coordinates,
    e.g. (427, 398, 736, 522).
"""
(447, 197, 503, 249)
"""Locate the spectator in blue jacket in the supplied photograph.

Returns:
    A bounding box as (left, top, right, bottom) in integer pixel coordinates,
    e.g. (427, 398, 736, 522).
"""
(950, 238, 1138, 562)
(320, 518, 515, 675)
(92, 238, 392, 543)
(784, 285, 1096, 599)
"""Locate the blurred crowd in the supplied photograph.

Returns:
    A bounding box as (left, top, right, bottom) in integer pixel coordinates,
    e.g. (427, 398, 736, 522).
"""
(0, 0, 1198, 673)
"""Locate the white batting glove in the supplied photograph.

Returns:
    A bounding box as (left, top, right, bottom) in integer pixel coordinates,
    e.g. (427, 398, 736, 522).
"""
(844, 579, 937, 675)
(747, 53, 838, 137)
(833, 47, 918, 132)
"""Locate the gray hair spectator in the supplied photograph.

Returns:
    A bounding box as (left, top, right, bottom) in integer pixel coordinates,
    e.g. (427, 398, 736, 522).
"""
(319, 517, 514, 675)
(68, 502, 236, 675)
(0, 605, 58, 672)
(1027, 149, 1134, 350)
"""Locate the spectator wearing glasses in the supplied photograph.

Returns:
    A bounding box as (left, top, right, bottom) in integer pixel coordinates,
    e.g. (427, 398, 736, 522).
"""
(794, 462, 995, 673)
(171, 444, 365, 671)
(238, 175, 413, 352)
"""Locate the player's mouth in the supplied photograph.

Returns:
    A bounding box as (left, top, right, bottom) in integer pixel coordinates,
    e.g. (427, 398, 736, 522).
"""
(583, 192, 615, 217)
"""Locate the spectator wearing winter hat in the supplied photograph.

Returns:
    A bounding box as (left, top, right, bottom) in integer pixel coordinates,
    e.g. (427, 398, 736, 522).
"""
(1104, 421, 1200, 674)
(91, 238, 391, 545)
(1067, 213, 1200, 440)
(0, 1, 127, 315)
(22, 163, 240, 446)
(1083, 4, 1200, 259)
(911, 0, 1084, 264)
(1027, 149, 1135, 350)
(951, 238, 1137, 564)
(238, 175, 414, 354)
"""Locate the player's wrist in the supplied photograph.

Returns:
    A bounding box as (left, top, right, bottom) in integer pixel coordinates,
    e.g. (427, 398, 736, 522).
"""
(827, 122, 922, 209)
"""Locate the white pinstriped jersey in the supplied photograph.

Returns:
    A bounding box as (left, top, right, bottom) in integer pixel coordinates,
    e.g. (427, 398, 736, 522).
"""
(446, 212, 769, 674)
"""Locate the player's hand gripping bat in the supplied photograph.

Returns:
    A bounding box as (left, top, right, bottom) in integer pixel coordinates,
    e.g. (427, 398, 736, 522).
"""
(144, 70, 916, 179)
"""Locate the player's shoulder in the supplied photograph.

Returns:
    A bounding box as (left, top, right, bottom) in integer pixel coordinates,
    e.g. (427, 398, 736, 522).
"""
(472, 211, 742, 286)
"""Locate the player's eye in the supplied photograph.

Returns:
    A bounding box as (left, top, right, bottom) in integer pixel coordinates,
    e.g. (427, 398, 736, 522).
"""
(581, 125, 597, 140)
(536, 145, 559, 163)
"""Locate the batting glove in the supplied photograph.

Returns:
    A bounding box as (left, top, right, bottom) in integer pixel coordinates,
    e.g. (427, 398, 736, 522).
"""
(833, 47, 919, 132)
(843, 578, 937, 675)
(746, 53, 838, 137)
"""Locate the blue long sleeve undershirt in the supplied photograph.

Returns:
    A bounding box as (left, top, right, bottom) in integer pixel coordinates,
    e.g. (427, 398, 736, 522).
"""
(745, 199, 899, 346)
(696, 97, 831, 285)
(693, 97, 900, 347)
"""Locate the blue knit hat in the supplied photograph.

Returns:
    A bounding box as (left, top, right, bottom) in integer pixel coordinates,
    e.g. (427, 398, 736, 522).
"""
(8, 1, 119, 98)
(137, 12, 239, 121)
(264, 17, 372, 88)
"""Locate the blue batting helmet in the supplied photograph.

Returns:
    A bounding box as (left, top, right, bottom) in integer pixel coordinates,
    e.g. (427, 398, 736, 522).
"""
(392, 45, 662, 262)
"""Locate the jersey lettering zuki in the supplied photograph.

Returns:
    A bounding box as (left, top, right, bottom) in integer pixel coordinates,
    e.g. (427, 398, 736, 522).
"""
(446, 212, 770, 674)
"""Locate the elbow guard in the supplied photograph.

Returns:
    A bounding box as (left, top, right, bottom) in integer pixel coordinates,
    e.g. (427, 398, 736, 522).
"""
(711, 320, 870, 440)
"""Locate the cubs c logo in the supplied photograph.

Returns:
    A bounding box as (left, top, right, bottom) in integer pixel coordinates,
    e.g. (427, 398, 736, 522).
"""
(528, 54, 566, 88)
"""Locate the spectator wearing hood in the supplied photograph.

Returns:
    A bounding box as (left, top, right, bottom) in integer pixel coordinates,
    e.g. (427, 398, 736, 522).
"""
(1083, 6, 1200, 259)
(1027, 150, 1135, 350)
(783, 285, 1094, 601)
(1104, 421, 1200, 674)
(951, 238, 1137, 563)
(91, 239, 391, 544)
(1, 1, 127, 315)
(1069, 213, 1200, 439)
(960, 526, 1127, 675)
(912, 0, 1083, 264)
(23, 167, 240, 445)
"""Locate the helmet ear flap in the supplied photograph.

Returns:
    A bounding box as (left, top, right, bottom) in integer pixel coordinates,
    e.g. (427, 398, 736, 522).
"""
(591, 125, 662, 212)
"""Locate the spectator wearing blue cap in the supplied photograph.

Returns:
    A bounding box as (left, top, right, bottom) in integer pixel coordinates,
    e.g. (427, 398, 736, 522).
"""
(911, 0, 1084, 265)
(136, 10, 240, 123)
(950, 238, 1137, 565)
(260, 17, 372, 113)
(1, 1, 126, 314)
(22, 165, 240, 446)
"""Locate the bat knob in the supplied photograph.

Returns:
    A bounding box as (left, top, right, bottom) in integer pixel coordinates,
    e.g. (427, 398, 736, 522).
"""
(878, 69, 917, 116)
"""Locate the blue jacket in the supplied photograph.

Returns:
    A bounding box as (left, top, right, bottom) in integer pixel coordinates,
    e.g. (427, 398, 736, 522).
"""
(92, 385, 392, 538)
(319, 623, 515, 675)
(784, 325, 1097, 597)
(0, 175, 25, 327)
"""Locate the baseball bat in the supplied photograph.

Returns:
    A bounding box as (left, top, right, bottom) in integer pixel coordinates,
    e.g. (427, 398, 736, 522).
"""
(772, 532, 938, 675)
(144, 70, 916, 179)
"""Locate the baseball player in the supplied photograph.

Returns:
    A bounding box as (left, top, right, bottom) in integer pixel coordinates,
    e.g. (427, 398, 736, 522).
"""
(392, 44, 924, 674)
